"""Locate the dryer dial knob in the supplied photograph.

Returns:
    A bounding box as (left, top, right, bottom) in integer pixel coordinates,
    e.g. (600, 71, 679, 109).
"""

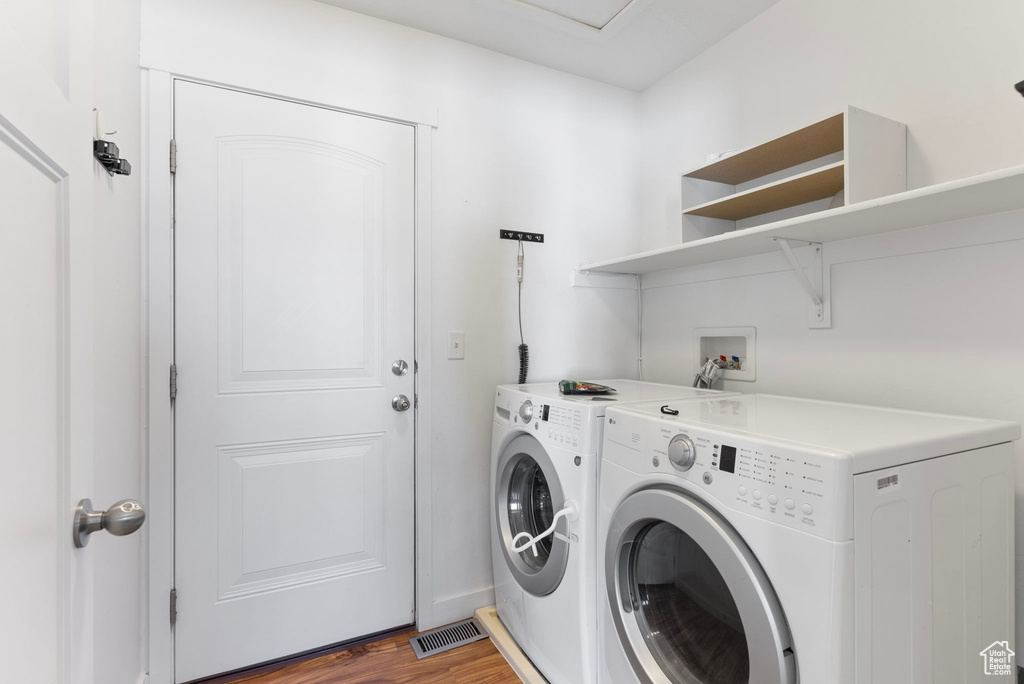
(519, 400, 534, 424)
(668, 434, 696, 471)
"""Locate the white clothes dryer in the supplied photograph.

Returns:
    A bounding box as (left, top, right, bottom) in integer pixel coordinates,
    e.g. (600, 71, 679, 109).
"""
(599, 394, 1019, 684)
(490, 380, 731, 684)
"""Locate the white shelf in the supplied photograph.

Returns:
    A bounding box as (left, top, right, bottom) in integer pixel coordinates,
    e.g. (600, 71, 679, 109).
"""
(583, 164, 1024, 275)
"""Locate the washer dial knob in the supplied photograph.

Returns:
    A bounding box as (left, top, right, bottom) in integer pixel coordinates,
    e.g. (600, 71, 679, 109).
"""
(519, 400, 534, 424)
(668, 434, 696, 471)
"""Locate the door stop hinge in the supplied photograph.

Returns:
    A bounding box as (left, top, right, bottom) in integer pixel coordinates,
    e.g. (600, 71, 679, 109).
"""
(169, 588, 177, 625)
(170, 364, 178, 402)
(169, 139, 177, 175)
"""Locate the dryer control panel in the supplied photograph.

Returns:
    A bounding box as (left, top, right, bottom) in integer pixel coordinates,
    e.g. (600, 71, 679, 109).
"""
(605, 412, 853, 541)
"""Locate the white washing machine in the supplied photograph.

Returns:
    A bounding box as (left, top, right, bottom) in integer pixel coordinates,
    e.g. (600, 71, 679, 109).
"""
(599, 394, 1019, 684)
(490, 380, 731, 684)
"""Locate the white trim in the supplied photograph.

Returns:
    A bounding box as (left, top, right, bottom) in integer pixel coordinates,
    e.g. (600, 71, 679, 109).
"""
(139, 35, 438, 128)
(143, 69, 436, 683)
(143, 68, 175, 684)
(430, 588, 498, 629)
(413, 123, 436, 631)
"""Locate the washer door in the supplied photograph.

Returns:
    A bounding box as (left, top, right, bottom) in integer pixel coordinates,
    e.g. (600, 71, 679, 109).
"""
(495, 433, 570, 596)
(606, 487, 796, 684)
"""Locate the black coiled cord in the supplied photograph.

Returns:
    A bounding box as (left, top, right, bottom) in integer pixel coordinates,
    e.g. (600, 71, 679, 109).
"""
(518, 343, 529, 384)
(517, 240, 529, 385)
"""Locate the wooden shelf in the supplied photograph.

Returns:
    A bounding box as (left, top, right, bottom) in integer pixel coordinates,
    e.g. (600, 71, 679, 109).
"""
(684, 113, 844, 185)
(684, 162, 844, 221)
(681, 107, 905, 234)
(583, 164, 1024, 275)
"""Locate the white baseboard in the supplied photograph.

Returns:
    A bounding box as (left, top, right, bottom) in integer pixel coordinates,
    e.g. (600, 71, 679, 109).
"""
(420, 586, 495, 631)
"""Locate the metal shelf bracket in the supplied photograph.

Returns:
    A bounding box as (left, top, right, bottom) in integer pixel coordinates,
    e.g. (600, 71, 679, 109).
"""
(771, 238, 831, 328)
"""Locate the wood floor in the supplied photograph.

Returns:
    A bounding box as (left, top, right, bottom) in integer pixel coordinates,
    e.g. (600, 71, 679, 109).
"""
(219, 628, 523, 684)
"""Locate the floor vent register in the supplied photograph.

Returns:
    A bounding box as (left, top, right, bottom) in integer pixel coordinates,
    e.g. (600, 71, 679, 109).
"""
(409, 618, 487, 659)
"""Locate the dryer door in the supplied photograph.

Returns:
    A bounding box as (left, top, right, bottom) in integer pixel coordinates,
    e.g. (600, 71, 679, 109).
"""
(606, 487, 796, 684)
(495, 433, 570, 596)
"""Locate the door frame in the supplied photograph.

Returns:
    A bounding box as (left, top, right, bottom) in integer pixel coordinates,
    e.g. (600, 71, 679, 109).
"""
(143, 69, 435, 684)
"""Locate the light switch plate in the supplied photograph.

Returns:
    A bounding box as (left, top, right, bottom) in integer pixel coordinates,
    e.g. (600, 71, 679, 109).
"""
(448, 331, 465, 360)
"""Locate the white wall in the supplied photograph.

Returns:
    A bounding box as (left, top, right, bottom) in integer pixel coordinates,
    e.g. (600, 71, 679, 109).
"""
(635, 0, 1024, 643)
(92, 1, 144, 682)
(140, 0, 641, 628)
(637, 0, 1024, 252)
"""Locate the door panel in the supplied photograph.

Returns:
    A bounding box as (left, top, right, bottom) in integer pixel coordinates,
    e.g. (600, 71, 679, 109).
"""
(0, 127, 68, 684)
(216, 434, 386, 600)
(0, 2, 91, 683)
(173, 82, 415, 682)
(217, 137, 385, 391)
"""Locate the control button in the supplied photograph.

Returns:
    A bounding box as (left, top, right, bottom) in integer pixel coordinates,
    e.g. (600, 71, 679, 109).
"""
(737, 485, 747, 496)
(784, 498, 795, 510)
(752, 490, 762, 501)
(801, 503, 814, 516)
(702, 472, 713, 485)
(767, 494, 778, 506)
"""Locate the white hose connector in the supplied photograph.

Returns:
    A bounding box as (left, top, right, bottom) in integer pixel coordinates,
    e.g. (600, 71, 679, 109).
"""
(510, 500, 579, 557)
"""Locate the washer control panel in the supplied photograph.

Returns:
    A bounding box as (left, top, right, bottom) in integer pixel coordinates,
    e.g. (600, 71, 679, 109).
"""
(497, 390, 592, 451)
(605, 413, 851, 541)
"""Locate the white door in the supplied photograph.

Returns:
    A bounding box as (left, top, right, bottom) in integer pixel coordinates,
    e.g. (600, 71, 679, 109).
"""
(0, 3, 94, 684)
(173, 82, 416, 682)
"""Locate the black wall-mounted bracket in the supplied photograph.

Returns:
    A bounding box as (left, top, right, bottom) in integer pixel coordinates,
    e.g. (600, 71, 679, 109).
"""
(93, 139, 132, 176)
(499, 229, 544, 243)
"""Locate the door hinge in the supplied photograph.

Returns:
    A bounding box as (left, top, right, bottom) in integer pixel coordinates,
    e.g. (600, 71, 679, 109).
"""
(170, 364, 178, 402)
(169, 139, 177, 175)
(169, 588, 177, 625)
(414, 394, 418, 409)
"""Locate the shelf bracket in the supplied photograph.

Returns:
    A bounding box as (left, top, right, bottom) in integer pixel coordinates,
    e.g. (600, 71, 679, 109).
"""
(772, 238, 830, 328)
(570, 268, 639, 290)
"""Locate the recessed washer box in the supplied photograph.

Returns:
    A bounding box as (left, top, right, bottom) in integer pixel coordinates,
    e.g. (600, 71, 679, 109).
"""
(694, 326, 756, 382)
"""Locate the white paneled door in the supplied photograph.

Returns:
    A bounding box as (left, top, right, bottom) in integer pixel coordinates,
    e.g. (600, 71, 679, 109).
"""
(0, 3, 94, 684)
(173, 82, 416, 682)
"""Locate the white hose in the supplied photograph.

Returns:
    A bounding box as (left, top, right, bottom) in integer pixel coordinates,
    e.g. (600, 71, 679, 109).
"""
(510, 501, 579, 557)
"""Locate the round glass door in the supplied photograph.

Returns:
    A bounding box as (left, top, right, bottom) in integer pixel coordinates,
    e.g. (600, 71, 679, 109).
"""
(631, 521, 748, 683)
(495, 433, 569, 596)
(606, 488, 796, 684)
(507, 455, 556, 571)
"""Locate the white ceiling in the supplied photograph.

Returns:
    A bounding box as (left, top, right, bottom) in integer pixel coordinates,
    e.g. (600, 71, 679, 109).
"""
(314, 0, 782, 92)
